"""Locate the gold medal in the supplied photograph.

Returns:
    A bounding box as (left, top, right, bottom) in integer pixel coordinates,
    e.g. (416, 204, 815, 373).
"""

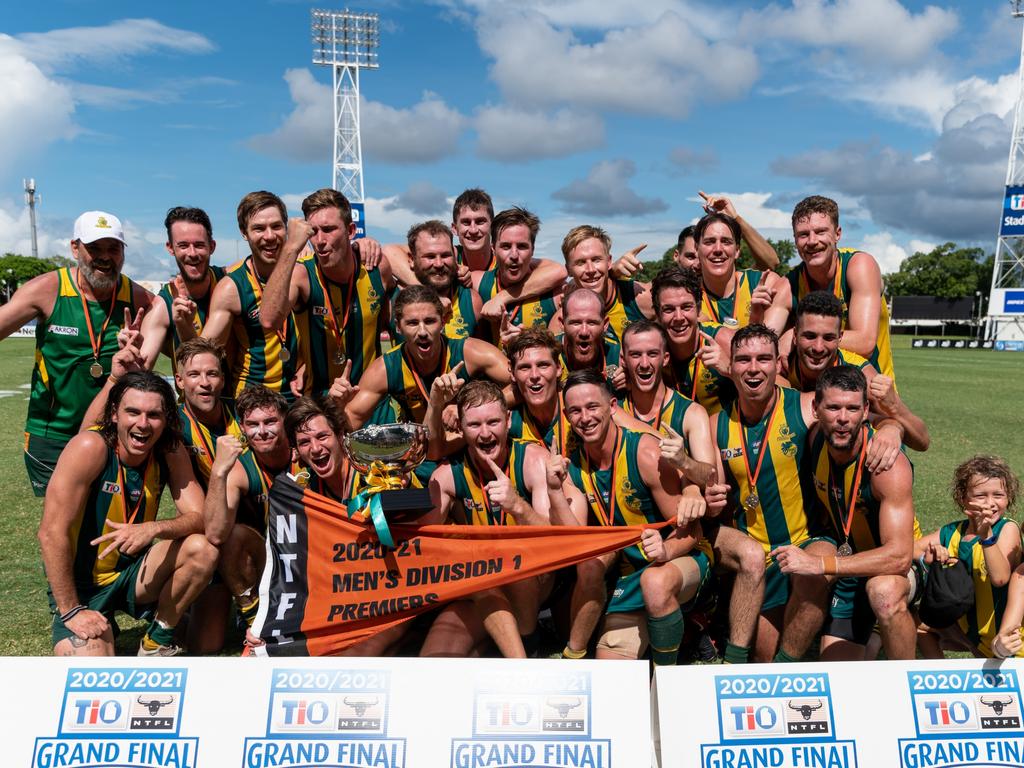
(90, 361, 104, 378)
(334, 351, 347, 366)
(279, 347, 291, 363)
(743, 493, 760, 511)
(837, 540, 853, 557)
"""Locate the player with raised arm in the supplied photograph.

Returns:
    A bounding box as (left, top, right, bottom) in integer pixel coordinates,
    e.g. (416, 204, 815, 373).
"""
(140, 207, 225, 373)
(0, 211, 154, 498)
(201, 192, 303, 401)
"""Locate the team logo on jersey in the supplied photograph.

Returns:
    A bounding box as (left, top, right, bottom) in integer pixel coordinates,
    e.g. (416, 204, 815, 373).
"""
(50, 324, 80, 336)
(101, 481, 121, 494)
(778, 424, 798, 458)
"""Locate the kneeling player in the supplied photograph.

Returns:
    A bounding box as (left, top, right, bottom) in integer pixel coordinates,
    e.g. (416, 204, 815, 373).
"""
(38, 371, 217, 656)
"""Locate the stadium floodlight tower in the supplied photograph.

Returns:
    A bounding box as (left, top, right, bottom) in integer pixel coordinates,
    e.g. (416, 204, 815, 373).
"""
(311, 7, 379, 229)
(987, 0, 1024, 346)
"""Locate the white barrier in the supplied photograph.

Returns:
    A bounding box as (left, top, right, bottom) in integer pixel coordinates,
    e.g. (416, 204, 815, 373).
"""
(653, 659, 1024, 768)
(3, 657, 651, 768)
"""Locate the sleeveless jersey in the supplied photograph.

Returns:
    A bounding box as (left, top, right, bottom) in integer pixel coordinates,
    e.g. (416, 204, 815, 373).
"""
(809, 425, 881, 553)
(622, 389, 695, 443)
(701, 269, 762, 328)
(27, 268, 141, 442)
(237, 452, 302, 532)
(509, 399, 570, 457)
(456, 244, 496, 272)
(477, 268, 558, 332)
(382, 337, 469, 423)
(939, 517, 1024, 658)
(787, 248, 895, 382)
(717, 387, 814, 558)
(568, 429, 661, 580)
(224, 257, 300, 401)
(178, 403, 243, 489)
(71, 441, 167, 588)
(785, 346, 871, 391)
(389, 282, 478, 342)
(665, 323, 733, 415)
(448, 440, 533, 526)
(604, 279, 648, 344)
(296, 254, 385, 395)
(156, 265, 226, 374)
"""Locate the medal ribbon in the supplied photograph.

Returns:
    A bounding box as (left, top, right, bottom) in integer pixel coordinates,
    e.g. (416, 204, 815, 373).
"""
(524, 395, 567, 457)
(584, 428, 621, 527)
(345, 460, 402, 547)
(313, 260, 357, 366)
(403, 341, 451, 407)
(738, 389, 781, 502)
(181, 403, 220, 464)
(470, 453, 512, 526)
(75, 269, 118, 370)
(247, 258, 291, 360)
(496, 270, 522, 324)
(830, 425, 868, 548)
(626, 387, 668, 432)
(701, 272, 740, 325)
(116, 455, 153, 526)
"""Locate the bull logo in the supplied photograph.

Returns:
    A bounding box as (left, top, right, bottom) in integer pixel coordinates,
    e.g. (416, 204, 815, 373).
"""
(136, 696, 174, 716)
(342, 696, 378, 717)
(980, 697, 1015, 715)
(788, 700, 823, 721)
(546, 697, 582, 719)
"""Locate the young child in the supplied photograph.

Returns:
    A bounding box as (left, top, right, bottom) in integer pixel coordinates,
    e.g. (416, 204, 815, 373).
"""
(915, 455, 1021, 658)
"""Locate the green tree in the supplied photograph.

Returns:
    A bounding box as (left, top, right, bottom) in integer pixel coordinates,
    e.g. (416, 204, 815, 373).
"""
(0, 253, 74, 301)
(884, 243, 991, 300)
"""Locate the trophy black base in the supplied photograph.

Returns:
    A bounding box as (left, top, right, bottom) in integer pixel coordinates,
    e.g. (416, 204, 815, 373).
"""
(377, 487, 433, 522)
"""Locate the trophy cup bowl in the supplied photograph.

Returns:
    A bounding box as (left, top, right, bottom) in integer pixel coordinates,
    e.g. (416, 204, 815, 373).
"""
(343, 422, 427, 476)
(342, 423, 432, 525)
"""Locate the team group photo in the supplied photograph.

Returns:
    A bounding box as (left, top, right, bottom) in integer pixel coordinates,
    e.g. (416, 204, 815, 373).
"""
(1, 1, 1023, 675)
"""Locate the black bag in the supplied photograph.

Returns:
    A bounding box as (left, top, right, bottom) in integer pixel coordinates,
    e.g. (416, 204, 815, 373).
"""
(918, 557, 975, 629)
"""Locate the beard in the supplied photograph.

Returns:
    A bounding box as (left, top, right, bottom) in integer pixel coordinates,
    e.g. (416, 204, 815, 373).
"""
(79, 261, 118, 293)
(414, 265, 456, 294)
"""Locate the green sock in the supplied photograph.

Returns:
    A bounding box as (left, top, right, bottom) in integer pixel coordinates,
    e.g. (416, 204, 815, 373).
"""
(145, 621, 175, 648)
(647, 610, 684, 666)
(723, 643, 750, 664)
(774, 648, 800, 663)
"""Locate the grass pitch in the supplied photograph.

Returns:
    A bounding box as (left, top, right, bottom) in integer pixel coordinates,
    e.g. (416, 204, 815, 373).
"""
(0, 336, 1021, 656)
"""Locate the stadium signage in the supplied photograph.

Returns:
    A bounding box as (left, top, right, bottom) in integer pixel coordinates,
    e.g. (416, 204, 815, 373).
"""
(351, 203, 366, 239)
(1001, 186, 1024, 236)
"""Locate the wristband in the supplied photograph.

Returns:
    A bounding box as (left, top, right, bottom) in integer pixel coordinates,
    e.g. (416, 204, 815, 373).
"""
(59, 604, 87, 624)
(980, 534, 999, 548)
(108, 374, 119, 385)
(822, 556, 837, 576)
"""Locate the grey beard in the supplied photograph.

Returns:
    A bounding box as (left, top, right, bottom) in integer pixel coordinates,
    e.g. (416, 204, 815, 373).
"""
(79, 262, 118, 293)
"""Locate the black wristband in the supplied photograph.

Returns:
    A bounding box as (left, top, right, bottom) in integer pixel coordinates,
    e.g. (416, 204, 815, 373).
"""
(59, 604, 87, 624)
(980, 534, 999, 548)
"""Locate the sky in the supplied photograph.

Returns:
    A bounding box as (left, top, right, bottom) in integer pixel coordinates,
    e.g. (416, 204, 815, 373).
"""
(0, 0, 1020, 281)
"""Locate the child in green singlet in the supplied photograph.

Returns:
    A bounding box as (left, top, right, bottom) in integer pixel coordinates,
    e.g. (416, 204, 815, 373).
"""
(916, 456, 1022, 659)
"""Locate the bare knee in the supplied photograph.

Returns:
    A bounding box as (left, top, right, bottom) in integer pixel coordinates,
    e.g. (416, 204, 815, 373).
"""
(866, 576, 909, 622)
(640, 564, 680, 614)
(738, 541, 766, 582)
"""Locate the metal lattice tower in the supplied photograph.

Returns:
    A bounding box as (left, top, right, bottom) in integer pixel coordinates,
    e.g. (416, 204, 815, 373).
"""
(987, 1, 1024, 341)
(312, 8, 379, 202)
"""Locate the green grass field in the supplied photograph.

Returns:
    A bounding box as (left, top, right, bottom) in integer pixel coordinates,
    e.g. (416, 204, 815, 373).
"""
(0, 335, 1022, 656)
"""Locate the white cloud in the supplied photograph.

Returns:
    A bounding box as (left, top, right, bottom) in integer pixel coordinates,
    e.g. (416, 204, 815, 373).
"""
(473, 8, 759, 118)
(859, 231, 911, 274)
(13, 19, 215, 70)
(385, 182, 450, 216)
(686, 191, 793, 235)
(0, 198, 69, 260)
(247, 69, 466, 165)
(475, 106, 604, 161)
(737, 0, 957, 66)
(552, 159, 669, 217)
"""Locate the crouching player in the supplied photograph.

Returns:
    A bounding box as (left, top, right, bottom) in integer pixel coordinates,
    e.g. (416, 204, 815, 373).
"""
(38, 371, 217, 656)
(559, 369, 712, 661)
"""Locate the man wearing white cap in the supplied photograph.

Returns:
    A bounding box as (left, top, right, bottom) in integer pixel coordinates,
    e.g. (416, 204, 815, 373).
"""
(0, 211, 154, 496)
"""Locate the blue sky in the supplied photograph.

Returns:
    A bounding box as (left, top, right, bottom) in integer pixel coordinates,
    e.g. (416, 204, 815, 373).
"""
(0, 0, 1020, 281)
